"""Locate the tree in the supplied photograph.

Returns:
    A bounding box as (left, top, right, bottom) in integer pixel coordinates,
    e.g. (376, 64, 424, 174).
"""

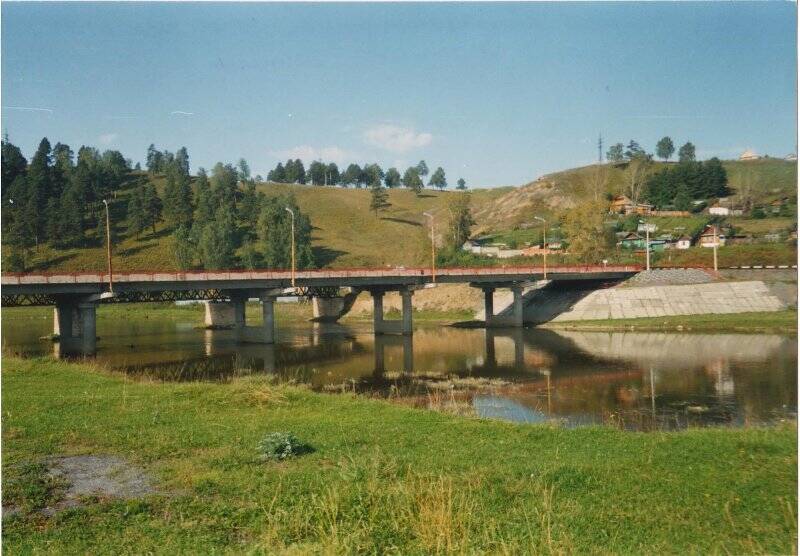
(257, 196, 315, 269)
(606, 143, 624, 163)
(341, 163, 362, 187)
(163, 169, 193, 227)
(142, 182, 162, 234)
(197, 205, 237, 270)
(173, 224, 195, 270)
(624, 155, 651, 206)
(127, 186, 148, 239)
(678, 142, 696, 163)
(402, 166, 423, 195)
(326, 163, 340, 186)
(384, 167, 401, 188)
(268, 162, 286, 183)
(369, 181, 390, 216)
(456, 178, 467, 190)
(1, 136, 27, 197)
(26, 138, 53, 246)
(146, 144, 158, 174)
(176, 147, 190, 176)
(446, 193, 475, 249)
(363, 163, 384, 187)
(237, 158, 251, 183)
(673, 187, 692, 211)
(624, 140, 645, 160)
(284, 159, 306, 184)
(561, 199, 613, 263)
(656, 137, 675, 161)
(308, 161, 327, 185)
(240, 181, 261, 231)
(416, 160, 429, 183)
(429, 167, 447, 190)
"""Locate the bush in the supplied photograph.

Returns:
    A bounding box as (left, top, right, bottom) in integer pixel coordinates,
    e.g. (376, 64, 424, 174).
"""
(258, 432, 312, 461)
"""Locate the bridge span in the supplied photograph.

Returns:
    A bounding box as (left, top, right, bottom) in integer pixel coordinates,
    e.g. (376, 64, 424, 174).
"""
(2, 265, 639, 354)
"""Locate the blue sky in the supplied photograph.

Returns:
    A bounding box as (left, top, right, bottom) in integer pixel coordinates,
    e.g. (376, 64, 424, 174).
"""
(2, 2, 796, 187)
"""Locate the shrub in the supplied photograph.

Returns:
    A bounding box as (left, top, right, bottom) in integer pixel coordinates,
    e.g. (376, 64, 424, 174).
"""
(258, 432, 312, 461)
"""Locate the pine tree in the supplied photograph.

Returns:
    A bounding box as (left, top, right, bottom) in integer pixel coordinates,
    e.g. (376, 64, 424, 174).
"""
(369, 181, 390, 216)
(429, 167, 447, 190)
(127, 186, 148, 239)
(173, 224, 195, 270)
(142, 183, 162, 235)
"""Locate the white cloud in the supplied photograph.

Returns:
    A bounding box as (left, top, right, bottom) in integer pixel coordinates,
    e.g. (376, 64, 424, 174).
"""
(170, 110, 194, 116)
(363, 124, 432, 154)
(99, 133, 118, 145)
(271, 145, 352, 165)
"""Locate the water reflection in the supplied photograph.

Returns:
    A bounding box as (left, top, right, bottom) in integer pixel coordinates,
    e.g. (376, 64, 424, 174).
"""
(3, 308, 796, 431)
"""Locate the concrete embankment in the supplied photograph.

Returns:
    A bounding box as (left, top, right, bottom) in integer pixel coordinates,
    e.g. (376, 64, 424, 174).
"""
(345, 268, 796, 323)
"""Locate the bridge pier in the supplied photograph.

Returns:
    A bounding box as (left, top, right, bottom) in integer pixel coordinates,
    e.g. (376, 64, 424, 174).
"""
(261, 295, 275, 344)
(481, 284, 525, 327)
(53, 297, 97, 355)
(371, 288, 413, 335)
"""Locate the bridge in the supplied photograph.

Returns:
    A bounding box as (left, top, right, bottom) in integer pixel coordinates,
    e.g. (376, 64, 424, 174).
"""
(2, 265, 640, 354)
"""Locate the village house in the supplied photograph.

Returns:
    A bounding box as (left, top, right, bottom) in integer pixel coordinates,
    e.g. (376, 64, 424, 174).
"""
(698, 225, 726, 248)
(609, 195, 652, 216)
(618, 232, 646, 250)
(674, 235, 692, 250)
(739, 149, 760, 161)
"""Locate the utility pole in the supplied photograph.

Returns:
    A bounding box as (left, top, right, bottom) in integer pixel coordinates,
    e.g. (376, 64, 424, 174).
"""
(598, 133, 603, 163)
(713, 224, 719, 272)
(284, 207, 296, 287)
(102, 199, 114, 293)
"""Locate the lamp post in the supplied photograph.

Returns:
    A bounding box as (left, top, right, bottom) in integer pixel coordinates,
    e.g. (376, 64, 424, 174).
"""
(285, 207, 296, 287)
(712, 224, 719, 272)
(534, 216, 547, 280)
(639, 219, 651, 271)
(102, 199, 114, 293)
(423, 212, 436, 283)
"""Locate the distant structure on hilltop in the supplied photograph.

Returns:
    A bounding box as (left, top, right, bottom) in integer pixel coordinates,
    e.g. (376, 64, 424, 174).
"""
(739, 149, 760, 161)
(785, 153, 797, 162)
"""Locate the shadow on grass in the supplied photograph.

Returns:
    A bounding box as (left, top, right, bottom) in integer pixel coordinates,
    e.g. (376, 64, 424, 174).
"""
(312, 246, 347, 267)
(381, 217, 422, 227)
(30, 253, 78, 271)
(117, 244, 156, 258)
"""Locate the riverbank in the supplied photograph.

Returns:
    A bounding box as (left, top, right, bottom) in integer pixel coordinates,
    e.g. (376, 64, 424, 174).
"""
(3, 357, 796, 553)
(542, 310, 798, 334)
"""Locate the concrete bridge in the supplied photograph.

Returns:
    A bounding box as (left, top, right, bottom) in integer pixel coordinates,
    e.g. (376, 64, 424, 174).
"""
(1, 265, 639, 354)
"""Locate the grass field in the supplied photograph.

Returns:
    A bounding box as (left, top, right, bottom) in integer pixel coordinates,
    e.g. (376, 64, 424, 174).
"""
(2, 356, 797, 553)
(544, 310, 798, 334)
(656, 243, 797, 267)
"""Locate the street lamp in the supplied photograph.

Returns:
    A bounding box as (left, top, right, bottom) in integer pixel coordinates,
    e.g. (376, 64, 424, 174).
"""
(534, 216, 547, 280)
(712, 224, 719, 272)
(284, 207, 296, 287)
(102, 199, 114, 293)
(423, 212, 436, 283)
(638, 219, 651, 271)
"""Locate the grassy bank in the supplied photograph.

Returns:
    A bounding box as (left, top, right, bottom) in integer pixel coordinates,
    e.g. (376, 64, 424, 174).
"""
(3, 357, 796, 553)
(543, 310, 798, 334)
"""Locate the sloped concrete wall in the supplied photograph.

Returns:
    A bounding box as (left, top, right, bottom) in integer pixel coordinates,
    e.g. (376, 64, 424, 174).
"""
(527, 280, 787, 323)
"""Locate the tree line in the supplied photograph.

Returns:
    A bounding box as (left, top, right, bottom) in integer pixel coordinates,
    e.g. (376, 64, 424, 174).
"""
(266, 158, 467, 193)
(606, 136, 695, 164)
(1, 138, 315, 272)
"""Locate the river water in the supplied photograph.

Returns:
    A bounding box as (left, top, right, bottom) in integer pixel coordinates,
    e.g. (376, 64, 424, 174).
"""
(3, 308, 796, 431)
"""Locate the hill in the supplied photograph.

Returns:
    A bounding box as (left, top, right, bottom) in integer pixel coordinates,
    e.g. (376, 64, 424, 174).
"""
(11, 180, 509, 272)
(473, 158, 797, 237)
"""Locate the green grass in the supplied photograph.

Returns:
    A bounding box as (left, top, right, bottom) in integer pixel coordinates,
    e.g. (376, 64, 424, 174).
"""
(2, 357, 797, 553)
(544, 310, 798, 334)
(658, 243, 797, 267)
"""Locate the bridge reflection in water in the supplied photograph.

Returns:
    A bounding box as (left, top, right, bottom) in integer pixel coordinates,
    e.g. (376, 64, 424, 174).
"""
(8, 315, 795, 431)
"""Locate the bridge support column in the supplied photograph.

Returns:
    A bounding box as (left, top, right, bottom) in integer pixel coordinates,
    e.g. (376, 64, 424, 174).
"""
(78, 302, 97, 354)
(511, 285, 524, 328)
(482, 284, 524, 327)
(401, 289, 413, 335)
(371, 288, 413, 335)
(54, 301, 79, 340)
(261, 296, 275, 344)
(232, 295, 246, 329)
(483, 288, 495, 324)
(204, 301, 236, 328)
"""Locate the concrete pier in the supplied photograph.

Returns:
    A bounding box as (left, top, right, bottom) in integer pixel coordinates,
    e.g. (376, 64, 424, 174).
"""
(371, 288, 413, 335)
(53, 298, 97, 355)
(204, 301, 236, 328)
(261, 296, 275, 344)
(482, 284, 525, 327)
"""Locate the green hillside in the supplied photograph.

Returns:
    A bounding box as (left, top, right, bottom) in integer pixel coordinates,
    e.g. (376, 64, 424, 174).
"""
(9, 179, 509, 272)
(7, 158, 794, 272)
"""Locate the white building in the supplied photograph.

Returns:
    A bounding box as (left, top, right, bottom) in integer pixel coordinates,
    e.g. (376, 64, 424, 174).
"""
(739, 149, 760, 161)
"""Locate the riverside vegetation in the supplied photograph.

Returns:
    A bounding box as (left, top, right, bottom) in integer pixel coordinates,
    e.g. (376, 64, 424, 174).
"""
(2, 357, 797, 553)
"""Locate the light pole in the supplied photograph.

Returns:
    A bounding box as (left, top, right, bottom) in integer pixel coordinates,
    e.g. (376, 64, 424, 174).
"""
(102, 199, 114, 293)
(639, 219, 651, 271)
(534, 216, 547, 280)
(284, 207, 296, 287)
(712, 224, 719, 272)
(423, 212, 436, 283)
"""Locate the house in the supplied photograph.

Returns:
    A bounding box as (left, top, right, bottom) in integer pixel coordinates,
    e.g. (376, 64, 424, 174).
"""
(698, 225, 726, 248)
(739, 149, 760, 161)
(709, 198, 745, 216)
(618, 232, 646, 250)
(609, 195, 653, 216)
(674, 236, 692, 250)
(785, 154, 797, 162)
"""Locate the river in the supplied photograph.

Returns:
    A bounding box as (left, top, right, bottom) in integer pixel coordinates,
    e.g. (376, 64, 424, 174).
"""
(3, 307, 796, 431)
